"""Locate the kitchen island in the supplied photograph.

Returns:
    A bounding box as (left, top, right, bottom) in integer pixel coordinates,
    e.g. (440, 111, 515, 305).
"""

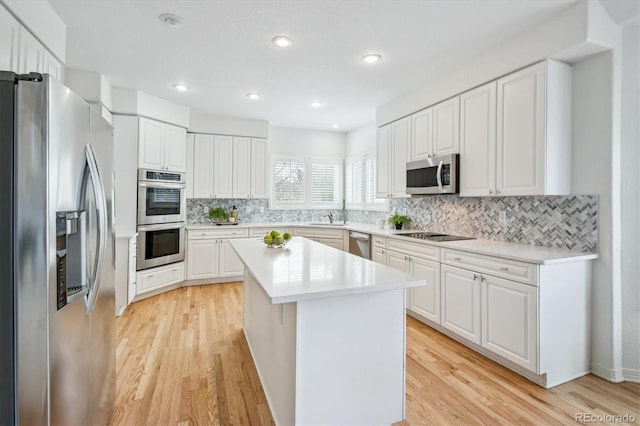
(229, 237, 425, 426)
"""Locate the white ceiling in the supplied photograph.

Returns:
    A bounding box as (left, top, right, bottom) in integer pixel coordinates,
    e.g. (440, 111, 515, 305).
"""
(49, 0, 584, 132)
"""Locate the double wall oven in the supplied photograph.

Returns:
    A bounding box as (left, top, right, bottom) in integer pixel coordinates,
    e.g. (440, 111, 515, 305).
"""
(136, 169, 186, 270)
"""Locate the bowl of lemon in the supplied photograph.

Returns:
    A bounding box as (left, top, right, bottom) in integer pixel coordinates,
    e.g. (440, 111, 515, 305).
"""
(263, 230, 292, 248)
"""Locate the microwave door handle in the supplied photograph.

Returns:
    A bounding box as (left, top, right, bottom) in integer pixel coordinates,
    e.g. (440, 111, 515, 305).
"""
(436, 160, 444, 192)
(137, 223, 185, 232)
(80, 145, 108, 314)
(138, 182, 185, 189)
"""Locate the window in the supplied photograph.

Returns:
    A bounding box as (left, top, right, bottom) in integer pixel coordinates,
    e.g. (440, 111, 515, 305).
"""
(271, 156, 343, 209)
(345, 152, 388, 211)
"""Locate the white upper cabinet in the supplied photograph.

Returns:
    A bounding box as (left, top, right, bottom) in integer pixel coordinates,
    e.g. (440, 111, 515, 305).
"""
(192, 134, 214, 198)
(250, 138, 268, 198)
(0, 7, 19, 73)
(410, 108, 432, 162)
(17, 27, 44, 75)
(460, 61, 571, 197)
(460, 82, 497, 197)
(232, 137, 251, 198)
(376, 125, 391, 198)
(432, 96, 460, 156)
(138, 117, 187, 172)
(391, 116, 411, 197)
(213, 135, 233, 198)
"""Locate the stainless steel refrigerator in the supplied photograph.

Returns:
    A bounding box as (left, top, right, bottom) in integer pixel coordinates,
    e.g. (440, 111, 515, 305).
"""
(0, 71, 116, 425)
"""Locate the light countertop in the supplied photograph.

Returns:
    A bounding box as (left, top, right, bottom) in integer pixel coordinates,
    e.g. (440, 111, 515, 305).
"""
(189, 221, 597, 265)
(229, 237, 424, 304)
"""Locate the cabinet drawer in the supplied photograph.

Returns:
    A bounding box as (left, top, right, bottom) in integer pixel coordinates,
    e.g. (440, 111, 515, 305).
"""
(137, 262, 185, 292)
(387, 238, 440, 261)
(188, 228, 248, 240)
(249, 227, 290, 238)
(373, 235, 386, 248)
(294, 227, 345, 239)
(442, 249, 537, 286)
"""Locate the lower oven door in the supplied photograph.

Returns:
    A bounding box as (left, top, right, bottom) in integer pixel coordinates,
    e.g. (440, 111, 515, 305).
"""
(136, 223, 185, 270)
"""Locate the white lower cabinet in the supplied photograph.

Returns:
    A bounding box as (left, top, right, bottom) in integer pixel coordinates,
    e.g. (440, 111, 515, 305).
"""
(481, 274, 537, 371)
(186, 229, 248, 280)
(137, 262, 185, 294)
(293, 227, 346, 251)
(440, 265, 481, 344)
(128, 238, 137, 304)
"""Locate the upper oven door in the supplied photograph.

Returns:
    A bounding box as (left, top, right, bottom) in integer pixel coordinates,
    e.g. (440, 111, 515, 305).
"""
(137, 180, 186, 224)
(406, 154, 458, 195)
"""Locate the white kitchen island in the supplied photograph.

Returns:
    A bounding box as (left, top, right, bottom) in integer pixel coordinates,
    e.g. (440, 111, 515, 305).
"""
(229, 237, 425, 426)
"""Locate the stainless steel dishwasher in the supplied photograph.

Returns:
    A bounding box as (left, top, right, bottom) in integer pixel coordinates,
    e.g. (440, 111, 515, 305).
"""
(349, 231, 371, 259)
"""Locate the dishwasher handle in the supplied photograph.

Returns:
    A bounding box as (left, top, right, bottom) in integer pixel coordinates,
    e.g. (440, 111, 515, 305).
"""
(349, 231, 370, 242)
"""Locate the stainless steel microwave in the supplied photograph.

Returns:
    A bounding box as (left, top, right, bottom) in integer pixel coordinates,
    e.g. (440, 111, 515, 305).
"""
(406, 154, 459, 195)
(137, 169, 186, 225)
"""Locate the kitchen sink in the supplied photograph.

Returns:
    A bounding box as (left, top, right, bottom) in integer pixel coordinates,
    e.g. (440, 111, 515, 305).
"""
(309, 222, 345, 226)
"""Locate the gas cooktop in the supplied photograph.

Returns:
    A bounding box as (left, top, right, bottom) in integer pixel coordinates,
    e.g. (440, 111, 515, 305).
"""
(403, 232, 475, 242)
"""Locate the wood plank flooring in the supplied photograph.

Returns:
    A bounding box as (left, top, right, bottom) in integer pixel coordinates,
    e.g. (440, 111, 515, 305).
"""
(112, 283, 640, 426)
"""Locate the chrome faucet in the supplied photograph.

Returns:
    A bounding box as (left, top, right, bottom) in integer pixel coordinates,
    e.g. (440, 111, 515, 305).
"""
(326, 212, 334, 223)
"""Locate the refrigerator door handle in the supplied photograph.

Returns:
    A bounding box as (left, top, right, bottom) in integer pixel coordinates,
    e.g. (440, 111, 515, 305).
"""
(79, 144, 108, 313)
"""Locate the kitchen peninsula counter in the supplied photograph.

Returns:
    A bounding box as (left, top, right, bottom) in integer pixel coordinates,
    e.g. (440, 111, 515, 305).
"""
(229, 237, 424, 425)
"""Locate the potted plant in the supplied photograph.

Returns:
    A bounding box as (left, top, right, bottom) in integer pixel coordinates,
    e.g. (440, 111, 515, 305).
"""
(388, 212, 410, 230)
(208, 207, 229, 222)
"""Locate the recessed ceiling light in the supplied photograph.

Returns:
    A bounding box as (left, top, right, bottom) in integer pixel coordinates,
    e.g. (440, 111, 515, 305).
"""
(331, 124, 339, 129)
(272, 35, 294, 47)
(361, 53, 382, 64)
(310, 100, 323, 108)
(172, 83, 190, 91)
(159, 13, 183, 28)
(246, 92, 260, 100)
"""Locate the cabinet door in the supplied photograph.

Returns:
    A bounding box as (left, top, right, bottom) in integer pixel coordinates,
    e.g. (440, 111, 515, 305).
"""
(138, 118, 165, 170)
(232, 137, 251, 198)
(44, 50, 62, 82)
(317, 238, 343, 251)
(482, 275, 538, 372)
(376, 125, 391, 198)
(496, 62, 545, 196)
(432, 96, 460, 156)
(0, 7, 20, 72)
(164, 125, 187, 172)
(219, 240, 245, 277)
(386, 251, 408, 273)
(213, 135, 233, 198)
(460, 82, 496, 197)
(408, 257, 441, 323)
(391, 117, 411, 197)
(251, 138, 268, 198)
(192, 134, 214, 198)
(187, 239, 219, 279)
(411, 108, 432, 161)
(127, 239, 137, 303)
(17, 27, 44, 74)
(372, 248, 386, 265)
(441, 265, 481, 344)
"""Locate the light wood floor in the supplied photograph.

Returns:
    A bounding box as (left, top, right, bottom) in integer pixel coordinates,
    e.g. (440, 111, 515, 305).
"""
(112, 283, 640, 426)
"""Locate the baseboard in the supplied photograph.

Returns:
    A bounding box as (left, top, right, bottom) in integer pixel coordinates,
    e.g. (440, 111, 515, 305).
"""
(590, 362, 624, 383)
(622, 368, 640, 383)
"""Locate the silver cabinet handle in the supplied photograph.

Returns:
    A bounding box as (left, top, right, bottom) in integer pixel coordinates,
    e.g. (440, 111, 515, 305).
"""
(201, 233, 207, 236)
(500, 267, 509, 271)
(147, 274, 154, 278)
(481, 276, 486, 282)
(489, 189, 493, 195)
(452, 257, 461, 261)
(473, 274, 479, 280)
(172, 268, 177, 272)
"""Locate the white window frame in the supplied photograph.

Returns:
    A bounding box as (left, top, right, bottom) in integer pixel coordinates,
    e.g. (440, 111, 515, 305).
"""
(270, 155, 343, 210)
(345, 151, 389, 212)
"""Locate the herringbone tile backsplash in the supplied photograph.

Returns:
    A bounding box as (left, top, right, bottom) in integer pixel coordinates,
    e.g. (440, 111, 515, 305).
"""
(187, 195, 598, 253)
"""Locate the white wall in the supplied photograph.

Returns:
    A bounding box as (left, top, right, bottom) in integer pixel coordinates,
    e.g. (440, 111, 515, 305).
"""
(620, 16, 640, 381)
(345, 121, 376, 157)
(189, 110, 269, 138)
(268, 127, 345, 158)
(65, 69, 113, 110)
(111, 88, 190, 128)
